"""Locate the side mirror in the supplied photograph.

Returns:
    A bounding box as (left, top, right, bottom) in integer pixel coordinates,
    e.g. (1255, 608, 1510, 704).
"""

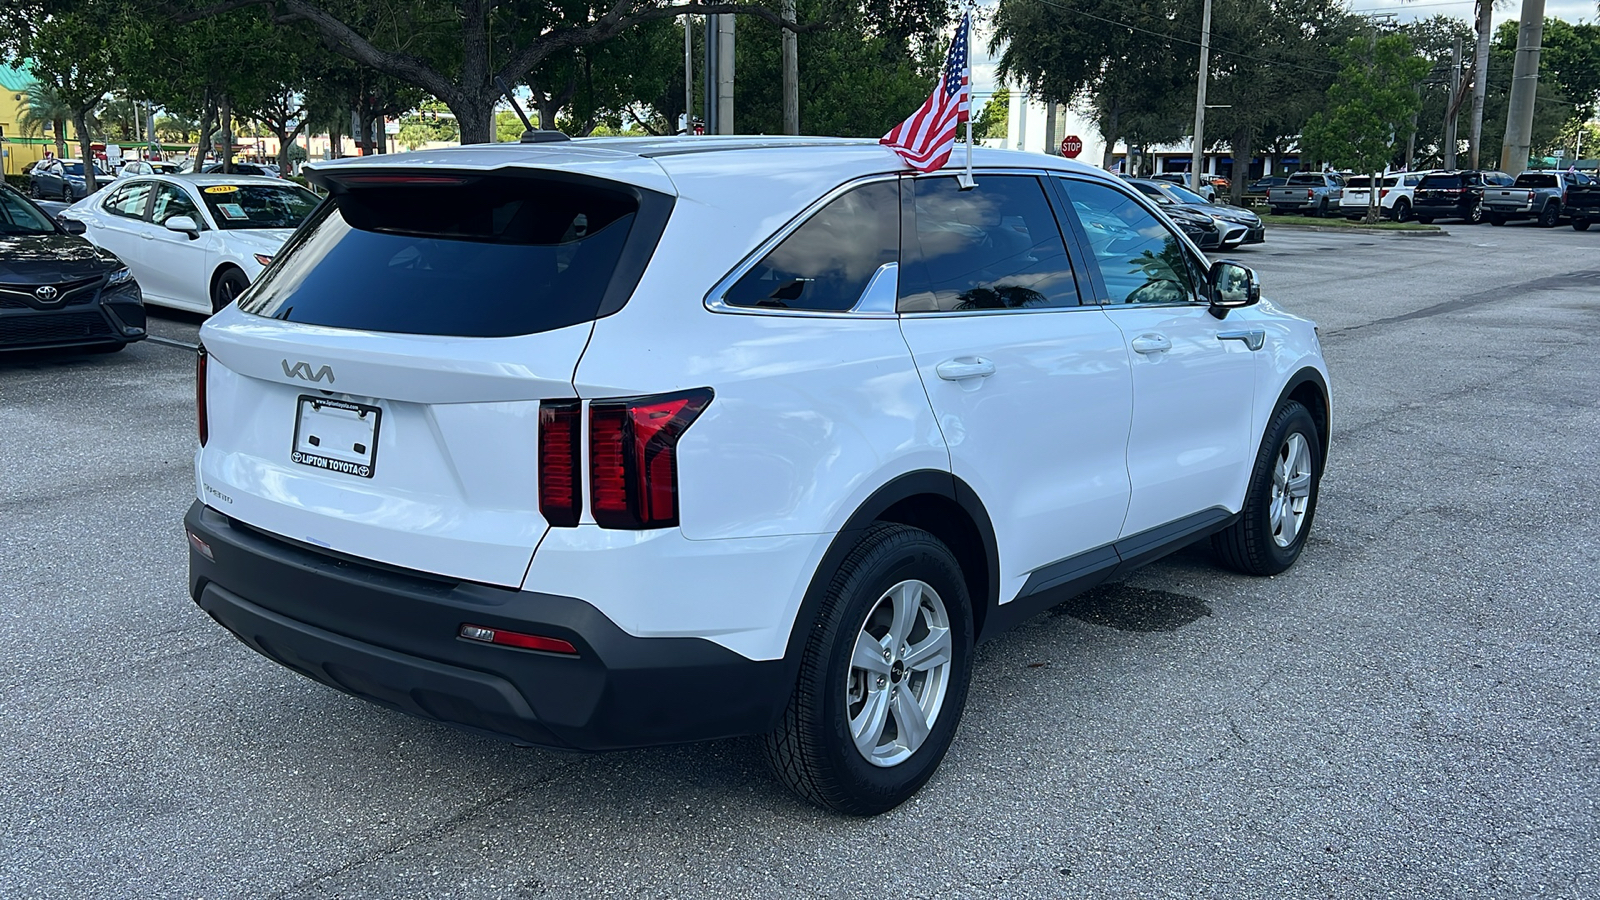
(1208, 260, 1260, 318)
(165, 215, 201, 239)
(58, 217, 87, 235)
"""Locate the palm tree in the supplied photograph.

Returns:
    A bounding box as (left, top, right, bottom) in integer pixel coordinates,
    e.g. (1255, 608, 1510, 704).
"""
(17, 80, 74, 160)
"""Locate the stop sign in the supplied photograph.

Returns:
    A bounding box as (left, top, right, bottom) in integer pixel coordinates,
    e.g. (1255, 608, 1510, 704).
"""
(1060, 135, 1084, 158)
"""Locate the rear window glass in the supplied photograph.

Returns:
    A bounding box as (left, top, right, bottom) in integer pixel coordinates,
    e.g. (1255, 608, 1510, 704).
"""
(1513, 173, 1558, 188)
(723, 181, 898, 312)
(241, 175, 649, 337)
(1421, 174, 1462, 189)
(1345, 177, 1371, 189)
(1286, 173, 1326, 185)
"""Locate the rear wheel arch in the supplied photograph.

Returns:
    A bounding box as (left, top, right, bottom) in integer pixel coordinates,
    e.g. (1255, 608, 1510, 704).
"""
(778, 472, 998, 683)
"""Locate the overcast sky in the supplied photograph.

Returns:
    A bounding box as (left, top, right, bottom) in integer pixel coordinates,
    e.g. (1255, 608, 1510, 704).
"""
(971, 0, 1597, 100)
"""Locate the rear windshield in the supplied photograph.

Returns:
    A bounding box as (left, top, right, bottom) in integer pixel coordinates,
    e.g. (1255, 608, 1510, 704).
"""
(1345, 176, 1370, 189)
(1286, 173, 1326, 185)
(1421, 174, 1462, 189)
(240, 174, 665, 337)
(1513, 173, 1558, 188)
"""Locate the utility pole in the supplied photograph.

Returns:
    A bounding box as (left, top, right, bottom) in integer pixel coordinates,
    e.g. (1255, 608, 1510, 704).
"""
(1500, 0, 1546, 177)
(684, 15, 694, 134)
(1468, 0, 1491, 168)
(1443, 37, 1461, 168)
(716, 15, 735, 134)
(1190, 0, 1213, 194)
(703, 16, 717, 134)
(781, 0, 798, 134)
(1044, 100, 1058, 155)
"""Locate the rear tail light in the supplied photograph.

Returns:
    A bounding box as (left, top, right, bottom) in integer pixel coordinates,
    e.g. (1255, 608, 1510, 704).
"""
(1528, 190, 1537, 203)
(196, 345, 209, 446)
(538, 400, 582, 527)
(589, 389, 713, 529)
(1379, 188, 1390, 198)
(1306, 189, 1314, 198)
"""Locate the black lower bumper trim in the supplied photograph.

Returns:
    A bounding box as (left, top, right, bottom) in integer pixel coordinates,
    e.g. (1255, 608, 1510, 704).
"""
(185, 502, 792, 751)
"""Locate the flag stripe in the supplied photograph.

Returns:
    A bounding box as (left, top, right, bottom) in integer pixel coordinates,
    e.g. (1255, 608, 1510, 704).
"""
(881, 14, 971, 174)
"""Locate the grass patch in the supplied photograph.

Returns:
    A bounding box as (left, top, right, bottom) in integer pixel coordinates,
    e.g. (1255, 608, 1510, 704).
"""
(1256, 213, 1440, 231)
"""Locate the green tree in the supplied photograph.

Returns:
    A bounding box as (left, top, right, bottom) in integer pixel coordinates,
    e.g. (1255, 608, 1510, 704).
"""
(171, 0, 823, 144)
(971, 88, 1009, 142)
(17, 78, 73, 159)
(735, 0, 942, 137)
(11, 6, 118, 193)
(1300, 33, 1429, 222)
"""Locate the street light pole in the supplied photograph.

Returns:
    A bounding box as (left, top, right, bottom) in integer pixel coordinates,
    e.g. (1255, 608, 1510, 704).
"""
(1190, 0, 1212, 194)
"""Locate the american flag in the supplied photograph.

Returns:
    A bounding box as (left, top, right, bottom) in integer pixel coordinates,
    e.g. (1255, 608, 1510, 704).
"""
(880, 14, 971, 172)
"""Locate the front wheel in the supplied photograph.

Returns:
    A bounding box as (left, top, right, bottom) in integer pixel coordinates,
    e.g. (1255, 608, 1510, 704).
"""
(210, 267, 250, 313)
(764, 524, 974, 815)
(1537, 202, 1560, 228)
(1574, 218, 1591, 232)
(1213, 400, 1322, 576)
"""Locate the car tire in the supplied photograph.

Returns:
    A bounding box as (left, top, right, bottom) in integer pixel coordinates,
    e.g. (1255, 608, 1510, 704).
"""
(1213, 400, 1322, 577)
(1487, 214, 1505, 226)
(1537, 202, 1560, 228)
(210, 267, 250, 313)
(61, 186, 73, 202)
(1391, 200, 1411, 223)
(763, 523, 974, 815)
(1418, 216, 1434, 225)
(1574, 218, 1591, 232)
(1467, 200, 1483, 224)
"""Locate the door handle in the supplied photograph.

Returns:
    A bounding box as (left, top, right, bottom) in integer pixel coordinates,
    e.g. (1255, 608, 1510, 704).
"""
(139, 232, 155, 240)
(935, 357, 996, 381)
(1130, 334, 1171, 354)
(1217, 329, 1266, 351)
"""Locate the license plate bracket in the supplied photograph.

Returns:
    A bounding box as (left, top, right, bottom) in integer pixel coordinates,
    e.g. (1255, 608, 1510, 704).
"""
(291, 396, 382, 478)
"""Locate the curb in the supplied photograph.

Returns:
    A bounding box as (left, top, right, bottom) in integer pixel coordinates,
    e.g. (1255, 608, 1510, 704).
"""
(1268, 222, 1449, 237)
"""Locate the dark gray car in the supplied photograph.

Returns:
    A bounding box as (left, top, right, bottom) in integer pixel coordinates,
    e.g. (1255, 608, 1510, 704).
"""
(0, 184, 146, 353)
(1126, 178, 1265, 249)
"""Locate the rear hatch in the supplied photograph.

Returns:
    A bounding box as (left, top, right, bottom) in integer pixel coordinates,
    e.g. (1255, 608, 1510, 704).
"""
(1416, 174, 1465, 207)
(197, 160, 674, 586)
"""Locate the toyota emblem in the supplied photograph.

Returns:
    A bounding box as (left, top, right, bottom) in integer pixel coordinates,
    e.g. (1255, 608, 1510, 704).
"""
(35, 286, 60, 302)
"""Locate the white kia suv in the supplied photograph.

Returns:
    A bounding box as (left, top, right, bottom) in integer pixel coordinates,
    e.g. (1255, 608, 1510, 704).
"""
(185, 136, 1331, 815)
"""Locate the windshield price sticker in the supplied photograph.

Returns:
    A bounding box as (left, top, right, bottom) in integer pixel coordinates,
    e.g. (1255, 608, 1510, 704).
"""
(203, 185, 239, 194)
(217, 203, 249, 220)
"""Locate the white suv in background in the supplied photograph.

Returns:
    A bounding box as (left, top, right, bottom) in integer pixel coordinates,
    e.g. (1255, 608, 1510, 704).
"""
(1339, 171, 1433, 222)
(185, 137, 1331, 814)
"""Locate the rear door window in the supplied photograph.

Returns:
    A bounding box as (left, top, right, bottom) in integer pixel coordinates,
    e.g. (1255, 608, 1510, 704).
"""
(241, 173, 670, 338)
(105, 182, 153, 219)
(723, 180, 898, 312)
(898, 174, 1081, 312)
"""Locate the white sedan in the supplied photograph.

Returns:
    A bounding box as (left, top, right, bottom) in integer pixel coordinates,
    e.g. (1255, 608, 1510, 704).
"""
(63, 174, 320, 313)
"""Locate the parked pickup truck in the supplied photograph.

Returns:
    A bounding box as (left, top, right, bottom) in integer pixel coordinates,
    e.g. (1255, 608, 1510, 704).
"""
(1484, 170, 1594, 227)
(1565, 179, 1600, 231)
(1269, 171, 1344, 218)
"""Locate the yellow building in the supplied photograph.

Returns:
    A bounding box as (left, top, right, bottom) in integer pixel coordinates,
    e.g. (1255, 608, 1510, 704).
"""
(1, 62, 78, 177)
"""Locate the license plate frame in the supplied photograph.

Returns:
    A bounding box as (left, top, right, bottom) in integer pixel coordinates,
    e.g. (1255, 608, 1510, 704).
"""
(290, 395, 382, 478)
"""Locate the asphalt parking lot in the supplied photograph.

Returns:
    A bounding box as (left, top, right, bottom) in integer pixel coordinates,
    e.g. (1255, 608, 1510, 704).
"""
(3, 222, 1597, 899)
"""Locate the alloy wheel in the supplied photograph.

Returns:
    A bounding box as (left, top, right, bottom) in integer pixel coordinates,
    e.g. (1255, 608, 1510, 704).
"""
(1270, 433, 1314, 548)
(846, 579, 953, 768)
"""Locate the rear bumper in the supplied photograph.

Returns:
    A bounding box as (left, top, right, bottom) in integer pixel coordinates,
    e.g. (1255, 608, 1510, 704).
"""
(184, 502, 792, 751)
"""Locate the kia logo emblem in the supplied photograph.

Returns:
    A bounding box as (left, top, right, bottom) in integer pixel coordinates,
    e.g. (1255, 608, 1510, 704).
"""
(35, 286, 59, 302)
(282, 360, 336, 384)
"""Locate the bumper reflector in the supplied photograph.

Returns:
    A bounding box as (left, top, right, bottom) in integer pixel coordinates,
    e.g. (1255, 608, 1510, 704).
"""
(459, 624, 578, 655)
(186, 530, 214, 560)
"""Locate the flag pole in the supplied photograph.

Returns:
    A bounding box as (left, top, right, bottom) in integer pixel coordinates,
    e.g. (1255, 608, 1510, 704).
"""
(960, 11, 976, 190)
